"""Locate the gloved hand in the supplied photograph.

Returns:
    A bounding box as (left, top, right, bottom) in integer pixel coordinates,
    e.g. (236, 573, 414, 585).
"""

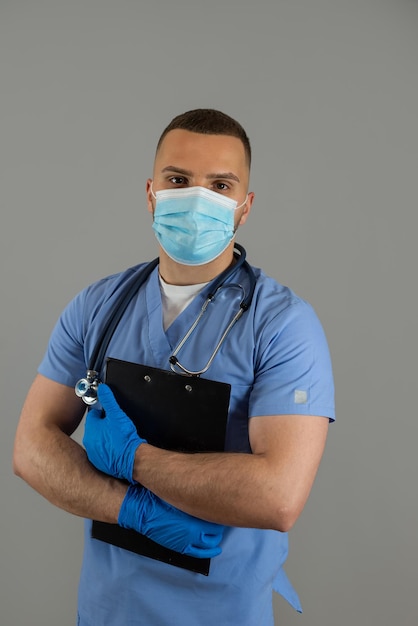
(83, 383, 146, 483)
(119, 485, 224, 558)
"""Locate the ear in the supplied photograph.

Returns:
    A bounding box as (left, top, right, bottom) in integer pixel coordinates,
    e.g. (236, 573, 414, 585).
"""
(238, 191, 255, 226)
(146, 179, 154, 215)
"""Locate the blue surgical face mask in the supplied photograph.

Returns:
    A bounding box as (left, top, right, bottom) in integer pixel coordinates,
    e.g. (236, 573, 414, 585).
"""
(151, 185, 247, 266)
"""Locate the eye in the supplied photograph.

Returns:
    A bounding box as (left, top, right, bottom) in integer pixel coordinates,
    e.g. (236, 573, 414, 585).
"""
(213, 182, 230, 192)
(168, 176, 188, 185)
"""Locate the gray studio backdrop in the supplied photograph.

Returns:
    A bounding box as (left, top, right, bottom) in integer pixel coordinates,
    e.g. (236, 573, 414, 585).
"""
(1, 1, 417, 625)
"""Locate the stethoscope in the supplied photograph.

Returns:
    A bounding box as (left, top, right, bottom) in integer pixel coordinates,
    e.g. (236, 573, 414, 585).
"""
(75, 243, 257, 405)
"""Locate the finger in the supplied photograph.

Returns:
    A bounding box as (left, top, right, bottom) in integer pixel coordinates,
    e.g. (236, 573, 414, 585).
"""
(199, 530, 224, 549)
(184, 545, 222, 558)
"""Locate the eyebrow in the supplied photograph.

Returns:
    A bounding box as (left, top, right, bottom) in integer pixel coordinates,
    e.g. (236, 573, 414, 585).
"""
(161, 166, 240, 183)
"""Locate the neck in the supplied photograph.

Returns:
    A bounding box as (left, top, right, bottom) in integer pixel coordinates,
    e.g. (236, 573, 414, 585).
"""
(158, 242, 236, 286)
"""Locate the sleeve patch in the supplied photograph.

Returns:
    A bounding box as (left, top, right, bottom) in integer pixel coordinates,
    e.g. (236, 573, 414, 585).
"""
(294, 390, 308, 404)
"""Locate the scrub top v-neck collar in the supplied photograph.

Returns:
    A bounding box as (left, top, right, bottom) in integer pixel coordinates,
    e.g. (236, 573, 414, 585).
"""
(145, 267, 211, 367)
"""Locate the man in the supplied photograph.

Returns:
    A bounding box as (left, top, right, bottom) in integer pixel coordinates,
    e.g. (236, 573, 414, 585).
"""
(13, 109, 335, 625)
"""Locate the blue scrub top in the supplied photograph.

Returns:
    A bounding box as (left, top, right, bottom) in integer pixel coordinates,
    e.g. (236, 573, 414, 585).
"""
(39, 260, 335, 626)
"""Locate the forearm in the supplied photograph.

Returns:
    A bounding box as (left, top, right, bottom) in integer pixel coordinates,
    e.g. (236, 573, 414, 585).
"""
(14, 422, 127, 523)
(134, 444, 291, 531)
(78, 382, 327, 532)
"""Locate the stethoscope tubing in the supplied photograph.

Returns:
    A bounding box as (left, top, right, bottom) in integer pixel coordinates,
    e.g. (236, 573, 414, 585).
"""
(75, 244, 256, 403)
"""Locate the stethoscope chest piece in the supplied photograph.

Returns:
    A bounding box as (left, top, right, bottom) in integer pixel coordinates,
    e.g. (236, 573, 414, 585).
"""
(75, 370, 100, 405)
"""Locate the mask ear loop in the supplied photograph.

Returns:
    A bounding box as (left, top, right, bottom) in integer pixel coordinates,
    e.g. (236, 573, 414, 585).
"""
(235, 194, 248, 211)
(150, 181, 157, 201)
(232, 195, 248, 237)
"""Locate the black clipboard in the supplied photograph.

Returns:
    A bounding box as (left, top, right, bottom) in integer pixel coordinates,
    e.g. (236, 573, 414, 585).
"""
(91, 358, 231, 575)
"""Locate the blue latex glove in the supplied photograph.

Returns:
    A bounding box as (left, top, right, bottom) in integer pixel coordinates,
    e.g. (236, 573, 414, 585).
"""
(83, 383, 146, 483)
(119, 485, 224, 558)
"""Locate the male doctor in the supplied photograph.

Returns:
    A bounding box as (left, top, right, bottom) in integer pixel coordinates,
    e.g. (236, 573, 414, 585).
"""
(14, 108, 334, 625)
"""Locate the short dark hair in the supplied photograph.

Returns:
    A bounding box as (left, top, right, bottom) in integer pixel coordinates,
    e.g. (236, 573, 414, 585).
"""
(156, 108, 251, 167)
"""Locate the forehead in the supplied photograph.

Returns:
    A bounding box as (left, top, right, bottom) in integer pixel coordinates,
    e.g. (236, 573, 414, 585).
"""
(155, 129, 248, 174)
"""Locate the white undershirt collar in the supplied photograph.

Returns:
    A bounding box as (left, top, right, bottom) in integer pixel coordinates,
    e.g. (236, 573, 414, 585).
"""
(158, 274, 209, 331)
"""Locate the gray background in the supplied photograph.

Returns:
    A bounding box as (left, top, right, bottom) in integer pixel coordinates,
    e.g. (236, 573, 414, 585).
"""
(1, 1, 417, 624)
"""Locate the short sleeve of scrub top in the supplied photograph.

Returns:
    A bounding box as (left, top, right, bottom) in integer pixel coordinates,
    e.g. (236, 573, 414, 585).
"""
(249, 293, 335, 421)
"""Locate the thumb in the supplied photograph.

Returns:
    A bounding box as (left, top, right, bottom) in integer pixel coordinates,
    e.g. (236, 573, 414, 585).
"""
(86, 407, 104, 422)
(97, 383, 123, 415)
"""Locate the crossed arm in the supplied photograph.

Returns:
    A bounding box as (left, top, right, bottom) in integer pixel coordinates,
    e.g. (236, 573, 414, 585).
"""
(13, 373, 328, 532)
(13, 374, 127, 522)
(134, 412, 328, 531)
